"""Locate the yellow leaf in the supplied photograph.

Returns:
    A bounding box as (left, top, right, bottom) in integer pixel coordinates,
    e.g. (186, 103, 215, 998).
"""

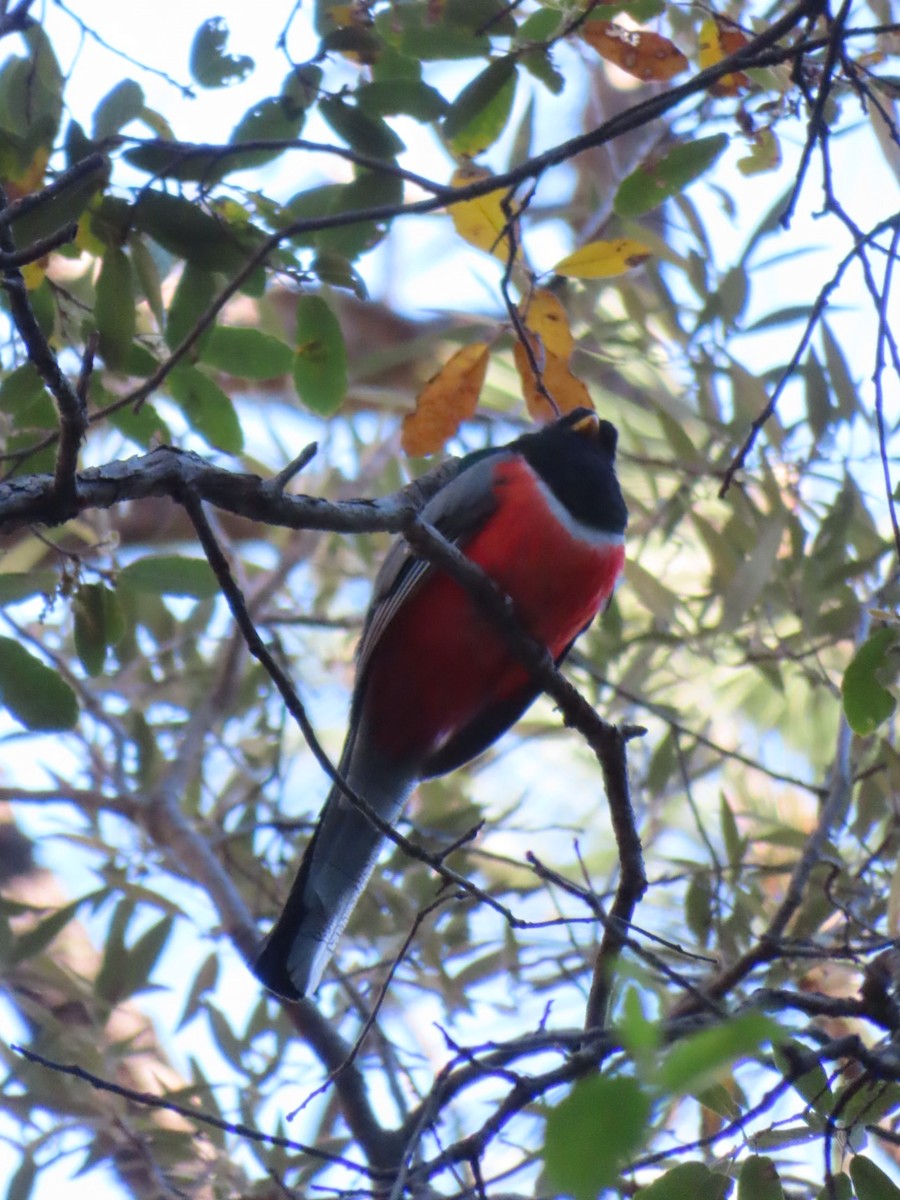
(519, 289, 574, 359)
(513, 341, 592, 423)
(448, 166, 514, 261)
(553, 237, 651, 279)
(402, 342, 490, 456)
(698, 18, 750, 95)
(21, 260, 47, 290)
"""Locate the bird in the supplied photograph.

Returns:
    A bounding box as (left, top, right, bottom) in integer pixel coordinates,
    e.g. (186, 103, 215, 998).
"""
(254, 407, 628, 1000)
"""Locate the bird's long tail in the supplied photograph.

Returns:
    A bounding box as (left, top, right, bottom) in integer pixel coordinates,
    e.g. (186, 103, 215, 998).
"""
(253, 746, 415, 1000)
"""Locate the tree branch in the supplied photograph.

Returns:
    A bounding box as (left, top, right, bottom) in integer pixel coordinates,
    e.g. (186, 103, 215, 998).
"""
(0, 182, 88, 517)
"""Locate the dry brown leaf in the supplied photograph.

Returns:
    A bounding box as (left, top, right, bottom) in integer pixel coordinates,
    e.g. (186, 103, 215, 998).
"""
(582, 20, 688, 83)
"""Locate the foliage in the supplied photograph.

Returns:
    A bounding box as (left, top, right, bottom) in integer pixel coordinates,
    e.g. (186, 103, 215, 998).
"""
(0, 0, 899, 1197)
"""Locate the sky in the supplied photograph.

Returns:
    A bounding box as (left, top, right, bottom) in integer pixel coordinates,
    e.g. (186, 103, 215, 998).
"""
(2, 1, 900, 1195)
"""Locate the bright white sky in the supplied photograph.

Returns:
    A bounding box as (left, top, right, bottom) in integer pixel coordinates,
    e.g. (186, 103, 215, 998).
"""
(2, 2, 900, 1196)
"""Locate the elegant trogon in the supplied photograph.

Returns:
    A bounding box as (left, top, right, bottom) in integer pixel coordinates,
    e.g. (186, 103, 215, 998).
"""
(254, 407, 628, 999)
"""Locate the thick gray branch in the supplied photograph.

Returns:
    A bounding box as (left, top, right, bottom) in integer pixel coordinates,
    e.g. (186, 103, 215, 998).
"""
(0, 444, 457, 534)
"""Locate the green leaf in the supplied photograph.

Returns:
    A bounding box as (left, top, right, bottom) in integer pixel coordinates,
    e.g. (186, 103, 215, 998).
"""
(822, 320, 858, 421)
(372, 43, 422, 82)
(0, 364, 46, 416)
(123, 142, 227, 183)
(133, 190, 261, 275)
(177, 952, 220, 1031)
(805, 347, 833, 440)
(166, 263, 216, 352)
(190, 17, 254, 88)
(637, 1161, 731, 1200)
(543, 1075, 651, 1200)
(317, 169, 404, 260)
(106, 400, 170, 448)
(356, 79, 448, 121)
(9, 155, 104, 246)
(842, 628, 898, 735)
(228, 95, 307, 169)
(516, 8, 564, 40)
(74, 582, 125, 677)
(167, 366, 244, 453)
(118, 914, 175, 999)
(119, 556, 219, 599)
(618, 985, 659, 1070)
(614, 135, 729, 217)
(0, 572, 56, 607)
(850, 1156, 900, 1200)
(379, 6, 490, 60)
(772, 1041, 833, 1116)
(737, 1156, 784, 1200)
(204, 1002, 245, 1067)
(11, 896, 84, 962)
(312, 251, 368, 298)
(95, 247, 135, 371)
(816, 1176, 853, 1200)
(685, 873, 713, 945)
(720, 513, 785, 632)
(834, 1079, 900, 1128)
(656, 1013, 778, 1095)
(88, 195, 133, 248)
(283, 183, 346, 248)
(293, 295, 347, 415)
(129, 234, 165, 329)
(201, 326, 293, 380)
(624, 559, 679, 621)
(693, 1082, 743, 1121)
(520, 49, 565, 95)
(320, 97, 405, 158)
(720, 794, 744, 869)
(92, 79, 145, 139)
(282, 64, 323, 108)
(0, 26, 63, 175)
(443, 59, 518, 157)
(0, 637, 78, 731)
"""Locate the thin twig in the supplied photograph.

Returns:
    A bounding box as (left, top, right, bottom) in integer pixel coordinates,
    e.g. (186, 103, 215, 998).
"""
(0, 220, 78, 266)
(12, 1044, 375, 1174)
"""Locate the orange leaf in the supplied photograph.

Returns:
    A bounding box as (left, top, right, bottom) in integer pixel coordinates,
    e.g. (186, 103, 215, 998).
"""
(519, 289, 574, 360)
(447, 166, 515, 261)
(582, 21, 688, 83)
(698, 18, 750, 96)
(402, 342, 490, 456)
(513, 341, 592, 424)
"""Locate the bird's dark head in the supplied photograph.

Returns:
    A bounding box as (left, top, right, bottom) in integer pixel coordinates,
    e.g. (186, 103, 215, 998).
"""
(553, 407, 618, 456)
(518, 407, 628, 536)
